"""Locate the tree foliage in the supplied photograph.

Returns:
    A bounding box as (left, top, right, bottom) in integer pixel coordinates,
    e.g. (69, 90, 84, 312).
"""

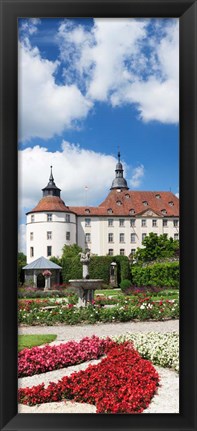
(18, 252, 27, 284)
(135, 233, 179, 263)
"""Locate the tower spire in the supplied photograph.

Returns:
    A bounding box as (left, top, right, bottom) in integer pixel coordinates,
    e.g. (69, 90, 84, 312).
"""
(49, 165, 54, 183)
(110, 152, 129, 190)
(42, 167, 61, 197)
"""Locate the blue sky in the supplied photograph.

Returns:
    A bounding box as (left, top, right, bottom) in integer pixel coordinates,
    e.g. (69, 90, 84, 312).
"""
(18, 17, 179, 252)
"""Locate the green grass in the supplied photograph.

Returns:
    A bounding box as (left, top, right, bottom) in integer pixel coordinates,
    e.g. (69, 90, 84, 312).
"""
(18, 334, 57, 352)
(96, 289, 122, 296)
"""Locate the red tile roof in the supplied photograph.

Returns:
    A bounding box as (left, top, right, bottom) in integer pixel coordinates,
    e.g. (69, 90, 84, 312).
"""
(69, 190, 179, 217)
(26, 196, 73, 214)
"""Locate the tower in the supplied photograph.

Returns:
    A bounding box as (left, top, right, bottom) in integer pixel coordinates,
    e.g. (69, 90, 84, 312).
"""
(110, 151, 129, 190)
(26, 167, 76, 263)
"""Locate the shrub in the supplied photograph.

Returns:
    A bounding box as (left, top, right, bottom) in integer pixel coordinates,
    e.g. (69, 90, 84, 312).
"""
(120, 279, 132, 292)
(131, 261, 179, 288)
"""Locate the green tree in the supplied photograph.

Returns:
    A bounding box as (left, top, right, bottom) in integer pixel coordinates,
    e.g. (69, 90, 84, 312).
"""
(62, 244, 83, 259)
(135, 233, 179, 263)
(18, 252, 27, 285)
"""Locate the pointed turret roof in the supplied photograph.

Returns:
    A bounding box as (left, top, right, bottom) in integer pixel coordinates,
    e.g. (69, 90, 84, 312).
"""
(42, 166, 61, 197)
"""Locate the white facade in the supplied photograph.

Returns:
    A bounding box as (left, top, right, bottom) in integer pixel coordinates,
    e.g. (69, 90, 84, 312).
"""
(26, 162, 179, 263)
(77, 214, 179, 257)
(26, 211, 76, 263)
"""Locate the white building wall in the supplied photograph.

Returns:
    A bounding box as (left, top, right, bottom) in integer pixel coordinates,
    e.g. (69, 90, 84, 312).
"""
(26, 212, 76, 263)
(26, 212, 179, 262)
(77, 215, 179, 257)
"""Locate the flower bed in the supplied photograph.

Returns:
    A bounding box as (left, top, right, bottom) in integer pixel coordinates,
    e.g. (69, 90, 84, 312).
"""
(18, 296, 179, 325)
(113, 332, 179, 372)
(18, 336, 114, 377)
(18, 342, 159, 413)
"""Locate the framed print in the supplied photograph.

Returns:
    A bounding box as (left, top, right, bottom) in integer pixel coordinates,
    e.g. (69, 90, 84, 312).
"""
(0, 0, 197, 430)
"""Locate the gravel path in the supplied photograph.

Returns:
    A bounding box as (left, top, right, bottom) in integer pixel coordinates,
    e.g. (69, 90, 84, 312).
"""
(19, 319, 179, 341)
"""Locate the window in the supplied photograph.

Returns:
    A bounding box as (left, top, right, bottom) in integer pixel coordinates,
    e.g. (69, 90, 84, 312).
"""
(174, 220, 178, 227)
(131, 233, 136, 243)
(30, 232, 33, 240)
(108, 249, 114, 256)
(107, 208, 113, 214)
(155, 194, 161, 199)
(130, 219, 135, 227)
(120, 233, 125, 243)
(66, 232, 70, 241)
(131, 249, 136, 255)
(47, 246, 52, 257)
(141, 219, 146, 227)
(108, 233, 114, 243)
(85, 209, 90, 214)
(47, 231, 52, 240)
(65, 214, 70, 223)
(30, 247, 34, 257)
(31, 215, 35, 223)
(161, 209, 167, 215)
(85, 233, 91, 243)
(163, 220, 168, 227)
(125, 193, 130, 199)
(174, 233, 179, 240)
(129, 209, 135, 215)
(152, 219, 157, 227)
(120, 249, 125, 256)
(119, 219, 125, 227)
(143, 201, 148, 206)
(169, 201, 174, 207)
(142, 233, 147, 242)
(47, 213, 52, 222)
(116, 200, 122, 206)
(108, 219, 114, 227)
(85, 218, 91, 227)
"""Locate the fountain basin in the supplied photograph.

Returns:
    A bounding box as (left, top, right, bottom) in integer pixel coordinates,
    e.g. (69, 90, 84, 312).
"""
(69, 279, 103, 289)
(69, 279, 103, 307)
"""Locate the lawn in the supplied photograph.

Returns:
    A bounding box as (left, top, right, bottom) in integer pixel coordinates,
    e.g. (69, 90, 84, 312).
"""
(18, 334, 57, 351)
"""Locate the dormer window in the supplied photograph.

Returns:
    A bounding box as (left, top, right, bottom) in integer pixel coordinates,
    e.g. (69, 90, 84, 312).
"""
(125, 194, 130, 199)
(108, 208, 113, 214)
(155, 194, 161, 199)
(169, 201, 174, 207)
(85, 209, 90, 214)
(161, 209, 167, 215)
(129, 209, 135, 215)
(116, 200, 122, 206)
(143, 201, 148, 206)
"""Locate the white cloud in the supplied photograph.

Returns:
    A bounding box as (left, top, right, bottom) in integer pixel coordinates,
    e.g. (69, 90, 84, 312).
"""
(18, 142, 119, 216)
(18, 41, 92, 141)
(57, 18, 179, 124)
(129, 164, 145, 188)
(20, 18, 41, 36)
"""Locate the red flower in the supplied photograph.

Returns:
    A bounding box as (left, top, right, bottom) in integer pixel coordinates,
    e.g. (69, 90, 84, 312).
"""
(18, 342, 159, 413)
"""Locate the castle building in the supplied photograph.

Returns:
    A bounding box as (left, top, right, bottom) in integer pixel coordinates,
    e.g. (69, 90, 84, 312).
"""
(26, 154, 179, 263)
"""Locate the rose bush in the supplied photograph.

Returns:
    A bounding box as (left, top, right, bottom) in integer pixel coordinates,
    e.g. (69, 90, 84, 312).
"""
(18, 342, 159, 413)
(18, 336, 114, 377)
(18, 296, 179, 325)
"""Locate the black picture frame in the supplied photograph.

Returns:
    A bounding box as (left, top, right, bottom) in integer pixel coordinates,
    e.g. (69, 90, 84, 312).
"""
(0, 0, 196, 430)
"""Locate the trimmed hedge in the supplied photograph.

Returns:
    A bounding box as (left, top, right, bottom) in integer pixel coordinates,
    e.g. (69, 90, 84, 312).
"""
(62, 254, 131, 285)
(131, 261, 179, 288)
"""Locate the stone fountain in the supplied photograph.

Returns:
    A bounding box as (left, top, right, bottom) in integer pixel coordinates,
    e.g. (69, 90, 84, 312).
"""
(69, 251, 103, 307)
